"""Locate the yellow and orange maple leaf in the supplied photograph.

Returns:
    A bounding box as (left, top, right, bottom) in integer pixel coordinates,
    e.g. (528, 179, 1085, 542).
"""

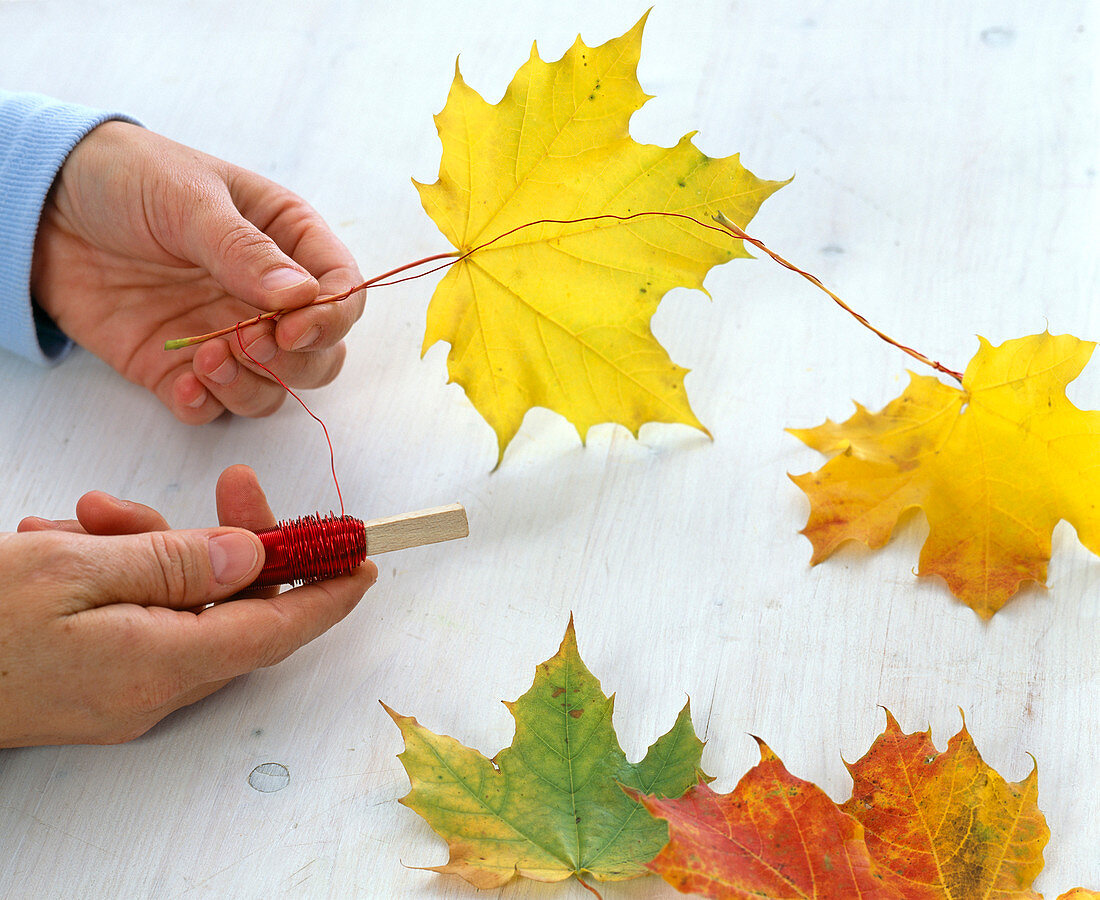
(841, 711, 1048, 899)
(790, 331, 1100, 617)
(416, 14, 785, 463)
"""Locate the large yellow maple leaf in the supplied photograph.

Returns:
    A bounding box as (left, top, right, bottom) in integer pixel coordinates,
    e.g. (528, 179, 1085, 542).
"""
(790, 331, 1100, 617)
(416, 14, 785, 462)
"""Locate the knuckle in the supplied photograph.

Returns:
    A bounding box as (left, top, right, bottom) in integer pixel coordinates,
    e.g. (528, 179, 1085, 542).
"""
(315, 344, 346, 387)
(233, 388, 285, 419)
(216, 222, 271, 262)
(326, 299, 362, 338)
(29, 532, 80, 569)
(347, 287, 367, 320)
(14, 536, 93, 614)
(247, 611, 296, 669)
(296, 351, 343, 390)
(92, 615, 190, 722)
(81, 694, 150, 745)
(257, 642, 293, 669)
(89, 675, 192, 744)
(255, 630, 295, 669)
(122, 675, 182, 718)
(95, 716, 156, 745)
(213, 367, 287, 419)
(87, 697, 154, 744)
(143, 532, 203, 606)
(287, 342, 346, 391)
(178, 404, 222, 426)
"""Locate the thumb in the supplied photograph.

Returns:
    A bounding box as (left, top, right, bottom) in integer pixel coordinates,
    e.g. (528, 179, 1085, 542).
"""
(83, 528, 265, 609)
(189, 191, 319, 311)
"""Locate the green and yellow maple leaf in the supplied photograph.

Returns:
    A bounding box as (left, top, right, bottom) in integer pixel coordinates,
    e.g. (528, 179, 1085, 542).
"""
(384, 618, 708, 890)
(416, 14, 785, 463)
(789, 331, 1100, 617)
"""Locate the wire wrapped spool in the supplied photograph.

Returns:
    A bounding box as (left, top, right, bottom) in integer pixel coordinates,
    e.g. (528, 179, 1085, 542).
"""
(251, 513, 367, 587)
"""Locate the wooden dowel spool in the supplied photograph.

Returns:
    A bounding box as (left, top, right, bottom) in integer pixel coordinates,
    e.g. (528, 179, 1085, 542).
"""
(361, 503, 469, 553)
(251, 503, 468, 587)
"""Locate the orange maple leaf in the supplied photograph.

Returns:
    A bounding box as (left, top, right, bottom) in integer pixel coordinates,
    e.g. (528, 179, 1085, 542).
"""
(789, 331, 1100, 617)
(631, 739, 913, 899)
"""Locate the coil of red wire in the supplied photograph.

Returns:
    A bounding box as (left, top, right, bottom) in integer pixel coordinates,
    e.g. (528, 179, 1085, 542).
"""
(251, 513, 367, 587)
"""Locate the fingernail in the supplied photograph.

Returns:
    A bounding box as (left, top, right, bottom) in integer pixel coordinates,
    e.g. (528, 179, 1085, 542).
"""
(208, 358, 239, 385)
(291, 325, 321, 351)
(261, 267, 311, 292)
(186, 386, 209, 408)
(21, 516, 61, 530)
(245, 335, 278, 363)
(209, 533, 259, 584)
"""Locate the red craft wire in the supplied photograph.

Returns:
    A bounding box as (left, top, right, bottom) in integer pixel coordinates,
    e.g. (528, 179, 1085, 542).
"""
(228, 324, 362, 587)
(234, 321, 345, 516)
(253, 513, 367, 587)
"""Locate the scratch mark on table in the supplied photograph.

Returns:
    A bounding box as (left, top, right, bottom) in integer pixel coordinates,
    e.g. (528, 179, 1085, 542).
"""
(286, 857, 319, 890)
(702, 667, 721, 741)
(0, 806, 121, 860)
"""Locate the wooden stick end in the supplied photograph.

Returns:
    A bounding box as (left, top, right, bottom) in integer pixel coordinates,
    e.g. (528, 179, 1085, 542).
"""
(363, 503, 469, 555)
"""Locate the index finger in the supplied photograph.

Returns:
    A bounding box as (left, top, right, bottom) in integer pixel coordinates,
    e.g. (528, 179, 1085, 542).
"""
(180, 562, 378, 683)
(273, 253, 366, 354)
(226, 167, 366, 352)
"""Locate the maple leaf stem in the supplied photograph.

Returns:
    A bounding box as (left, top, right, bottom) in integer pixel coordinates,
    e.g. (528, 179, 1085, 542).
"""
(163, 212, 731, 351)
(713, 212, 964, 383)
(575, 876, 604, 899)
(163, 250, 461, 350)
(166, 211, 964, 387)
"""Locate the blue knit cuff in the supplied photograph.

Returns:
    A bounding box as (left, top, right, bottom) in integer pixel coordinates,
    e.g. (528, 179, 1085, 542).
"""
(0, 90, 139, 365)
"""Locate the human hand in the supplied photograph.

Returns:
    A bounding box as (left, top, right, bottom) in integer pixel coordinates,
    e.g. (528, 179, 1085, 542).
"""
(30, 121, 365, 424)
(1, 465, 377, 747)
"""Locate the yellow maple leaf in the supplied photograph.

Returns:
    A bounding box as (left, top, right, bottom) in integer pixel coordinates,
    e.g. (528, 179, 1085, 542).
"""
(790, 331, 1100, 617)
(416, 14, 786, 463)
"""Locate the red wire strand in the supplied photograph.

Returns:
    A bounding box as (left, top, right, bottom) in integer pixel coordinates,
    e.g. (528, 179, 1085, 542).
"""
(214, 209, 959, 513)
(234, 322, 345, 516)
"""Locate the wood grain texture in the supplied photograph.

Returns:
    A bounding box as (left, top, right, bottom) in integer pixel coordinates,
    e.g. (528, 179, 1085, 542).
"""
(0, 1, 1096, 898)
(364, 504, 468, 554)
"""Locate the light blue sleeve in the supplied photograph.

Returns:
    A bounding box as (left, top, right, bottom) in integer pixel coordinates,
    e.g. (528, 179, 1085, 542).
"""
(0, 90, 139, 364)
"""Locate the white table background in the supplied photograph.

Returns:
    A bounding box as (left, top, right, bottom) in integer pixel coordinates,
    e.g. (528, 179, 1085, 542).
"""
(1, 1, 1096, 897)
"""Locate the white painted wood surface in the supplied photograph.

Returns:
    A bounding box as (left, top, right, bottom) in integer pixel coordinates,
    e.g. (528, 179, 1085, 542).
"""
(0, 1, 1096, 896)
